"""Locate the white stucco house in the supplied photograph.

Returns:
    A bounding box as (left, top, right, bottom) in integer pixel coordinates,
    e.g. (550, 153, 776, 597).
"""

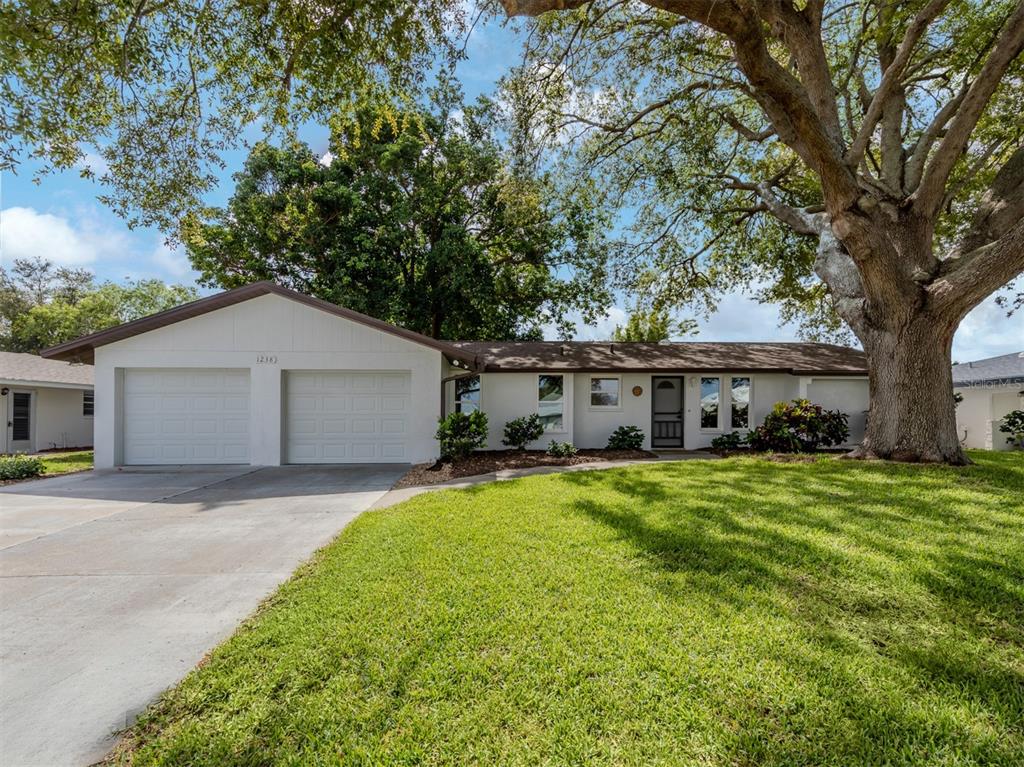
(41, 282, 870, 468)
(0, 352, 94, 454)
(953, 352, 1024, 451)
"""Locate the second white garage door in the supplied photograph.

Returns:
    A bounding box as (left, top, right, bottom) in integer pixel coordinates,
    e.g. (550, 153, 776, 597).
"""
(123, 368, 251, 465)
(284, 371, 412, 463)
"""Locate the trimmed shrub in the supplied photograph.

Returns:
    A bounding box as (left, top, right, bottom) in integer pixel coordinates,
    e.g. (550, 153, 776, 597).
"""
(0, 454, 45, 481)
(747, 399, 849, 453)
(436, 411, 488, 461)
(1000, 410, 1024, 449)
(546, 440, 578, 458)
(502, 414, 545, 450)
(607, 425, 644, 450)
(710, 432, 747, 451)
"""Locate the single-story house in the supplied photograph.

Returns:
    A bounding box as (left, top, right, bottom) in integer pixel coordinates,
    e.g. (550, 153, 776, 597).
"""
(0, 352, 94, 454)
(41, 282, 869, 468)
(953, 352, 1024, 450)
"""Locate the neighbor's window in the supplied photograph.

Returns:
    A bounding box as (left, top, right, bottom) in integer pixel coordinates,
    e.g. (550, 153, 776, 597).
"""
(538, 374, 564, 431)
(83, 390, 94, 417)
(700, 377, 720, 429)
(731, 377, 750, 429)
(455, 376, 480, 413)
(590, 377, 620, 408)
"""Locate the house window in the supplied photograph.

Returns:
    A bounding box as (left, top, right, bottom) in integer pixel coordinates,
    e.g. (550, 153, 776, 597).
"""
(83, 390, 95, 417)
(731, 377, 750, 429)
(455, 376, 480, 413)
(538, 374, 564, 431)
(590, 377, 620, 408)
(700, 377, 720, 429)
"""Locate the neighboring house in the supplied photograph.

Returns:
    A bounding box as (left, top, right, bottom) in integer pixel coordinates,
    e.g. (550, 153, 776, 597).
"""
(953, 352, 1024, 451)
(0, 352, 94, 454)
(41, 282, 869, 468)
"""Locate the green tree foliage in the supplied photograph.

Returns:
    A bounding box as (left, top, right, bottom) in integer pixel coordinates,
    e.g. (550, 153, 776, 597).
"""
(1, 257, 198, 353)
(184, 88, 610, 340)
(611, 305, 695, 342)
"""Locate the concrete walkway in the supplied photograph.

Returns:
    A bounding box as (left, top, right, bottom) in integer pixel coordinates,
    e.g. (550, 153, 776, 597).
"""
(372, 451, 718, 510)
(0, 464, 405, 767)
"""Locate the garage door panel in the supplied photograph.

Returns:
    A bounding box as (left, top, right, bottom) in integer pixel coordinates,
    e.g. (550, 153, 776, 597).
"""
(123, 368, 251, 465)
(285, 371, 411, 463)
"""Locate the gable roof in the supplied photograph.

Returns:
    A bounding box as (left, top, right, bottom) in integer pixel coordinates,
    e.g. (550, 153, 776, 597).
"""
(952, 351, 1024, 387)
(0, 352, 94, 387)
(452, 341, 868, 375)
(40, 282, 479, 365)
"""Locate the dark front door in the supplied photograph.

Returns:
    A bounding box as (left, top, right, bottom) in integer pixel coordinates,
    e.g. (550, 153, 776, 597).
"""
(651, 376, 684, 448)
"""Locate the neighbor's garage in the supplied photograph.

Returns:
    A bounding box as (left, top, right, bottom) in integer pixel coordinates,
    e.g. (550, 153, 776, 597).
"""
(284, 371, 412, 463)
(122, 368, 251, 464)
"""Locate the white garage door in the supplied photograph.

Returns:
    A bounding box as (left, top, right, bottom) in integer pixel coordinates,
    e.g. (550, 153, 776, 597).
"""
(285, 371, 412, 463)
(123, 369, 251, 465)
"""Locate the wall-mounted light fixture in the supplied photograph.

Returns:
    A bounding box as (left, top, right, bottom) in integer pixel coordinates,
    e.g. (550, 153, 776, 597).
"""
(0, 387, 8, 396)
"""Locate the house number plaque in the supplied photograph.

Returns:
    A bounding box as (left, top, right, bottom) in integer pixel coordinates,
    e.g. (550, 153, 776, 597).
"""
(256, 354, 278, 364)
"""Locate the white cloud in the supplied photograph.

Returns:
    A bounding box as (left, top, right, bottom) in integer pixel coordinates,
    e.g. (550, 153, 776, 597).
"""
(0, 206, 129, 267)
(691, 291, 800, 342)
(953, 290, 1024, 362)
(151, 241, 196, 280)
(74, 150, 109, 177)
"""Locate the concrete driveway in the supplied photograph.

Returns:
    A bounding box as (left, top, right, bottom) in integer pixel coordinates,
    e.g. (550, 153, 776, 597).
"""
(0, 464, 405, 767)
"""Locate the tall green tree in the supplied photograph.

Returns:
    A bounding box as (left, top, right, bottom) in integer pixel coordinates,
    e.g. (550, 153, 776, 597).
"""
(0, 259, 198, 352)
(612, 306, 695, 342)
(184, 92, 610, 340)
(500, 0, 1024, 464)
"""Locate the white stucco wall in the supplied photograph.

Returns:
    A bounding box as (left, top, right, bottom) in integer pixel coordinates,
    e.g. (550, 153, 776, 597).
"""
(955, 386, 1023, 450)
(93, 293, 444, 468)
(447, 371, 868, 451)
(805, 378, 870, 446)
(34, 387, 94, 450)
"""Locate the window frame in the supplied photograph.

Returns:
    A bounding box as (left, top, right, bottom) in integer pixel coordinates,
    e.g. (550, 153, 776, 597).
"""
(82, 390, 95, 418)
(729, 376, 752, 430)
(588, 375, 622, 411)
(454, 376, 481, 414)
(537, 374, 566, 433)
(698, 376, 722, 432)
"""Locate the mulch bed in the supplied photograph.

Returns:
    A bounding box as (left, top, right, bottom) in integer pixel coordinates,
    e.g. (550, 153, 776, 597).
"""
(393, 448, 656, 489)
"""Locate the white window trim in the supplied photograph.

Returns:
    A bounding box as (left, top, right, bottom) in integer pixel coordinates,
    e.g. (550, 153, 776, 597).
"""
(588, 375, 623, 411)
(698, 376, 723, 433)
(538, 373, 567, 434)
(728, 376, 753, 431)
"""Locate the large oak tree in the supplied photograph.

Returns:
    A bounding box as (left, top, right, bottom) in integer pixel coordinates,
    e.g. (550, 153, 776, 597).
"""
(501, 0, 1024, 463)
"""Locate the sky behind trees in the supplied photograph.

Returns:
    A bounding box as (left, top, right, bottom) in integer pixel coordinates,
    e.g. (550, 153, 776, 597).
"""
(0, 14, 1019, 360)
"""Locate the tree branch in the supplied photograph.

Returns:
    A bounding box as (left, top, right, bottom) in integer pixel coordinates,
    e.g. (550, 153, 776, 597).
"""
(931, 218, 1024, 320)
(845, 0, 951, 169)
(949, 144, 1024, 258)
(913, 0, 1024, 218)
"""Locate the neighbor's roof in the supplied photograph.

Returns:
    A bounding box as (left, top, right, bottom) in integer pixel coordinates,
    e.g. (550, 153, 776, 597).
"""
(452, 341, 868, 375)
(952, 351, 1024, 387)
(40, 282, 479, 365)
(0, 351, 94, 387)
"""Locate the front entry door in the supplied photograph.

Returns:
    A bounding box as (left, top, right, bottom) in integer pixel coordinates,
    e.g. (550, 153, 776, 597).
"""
(8, 390, 33, 452)
(651, 376, 684, 448)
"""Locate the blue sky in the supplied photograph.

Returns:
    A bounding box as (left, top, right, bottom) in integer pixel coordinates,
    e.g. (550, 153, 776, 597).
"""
(0, 16, 1019, 361)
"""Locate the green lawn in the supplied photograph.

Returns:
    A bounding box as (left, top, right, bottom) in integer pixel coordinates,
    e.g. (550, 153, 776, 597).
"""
(115, 453, 1023, 766)
(38, 450, 93, 475)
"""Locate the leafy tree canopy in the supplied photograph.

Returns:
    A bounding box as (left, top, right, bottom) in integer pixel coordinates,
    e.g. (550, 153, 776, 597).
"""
(1, 257, 198, 352)
(184, 84, 611, 340)
(611, 305, 696, 342)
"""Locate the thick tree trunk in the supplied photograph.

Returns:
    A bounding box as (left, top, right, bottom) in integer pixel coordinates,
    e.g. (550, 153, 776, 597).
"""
(851, 316, 968, 464)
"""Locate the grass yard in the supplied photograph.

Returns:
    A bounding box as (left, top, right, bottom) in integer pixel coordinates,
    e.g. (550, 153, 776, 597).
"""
(38, 450, 93, 475)
(115, 452, 1024, 766)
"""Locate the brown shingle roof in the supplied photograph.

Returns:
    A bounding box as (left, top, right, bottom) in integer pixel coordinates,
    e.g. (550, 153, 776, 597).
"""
(0, 352, 94, 387)
(452, 341, 867, 375)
